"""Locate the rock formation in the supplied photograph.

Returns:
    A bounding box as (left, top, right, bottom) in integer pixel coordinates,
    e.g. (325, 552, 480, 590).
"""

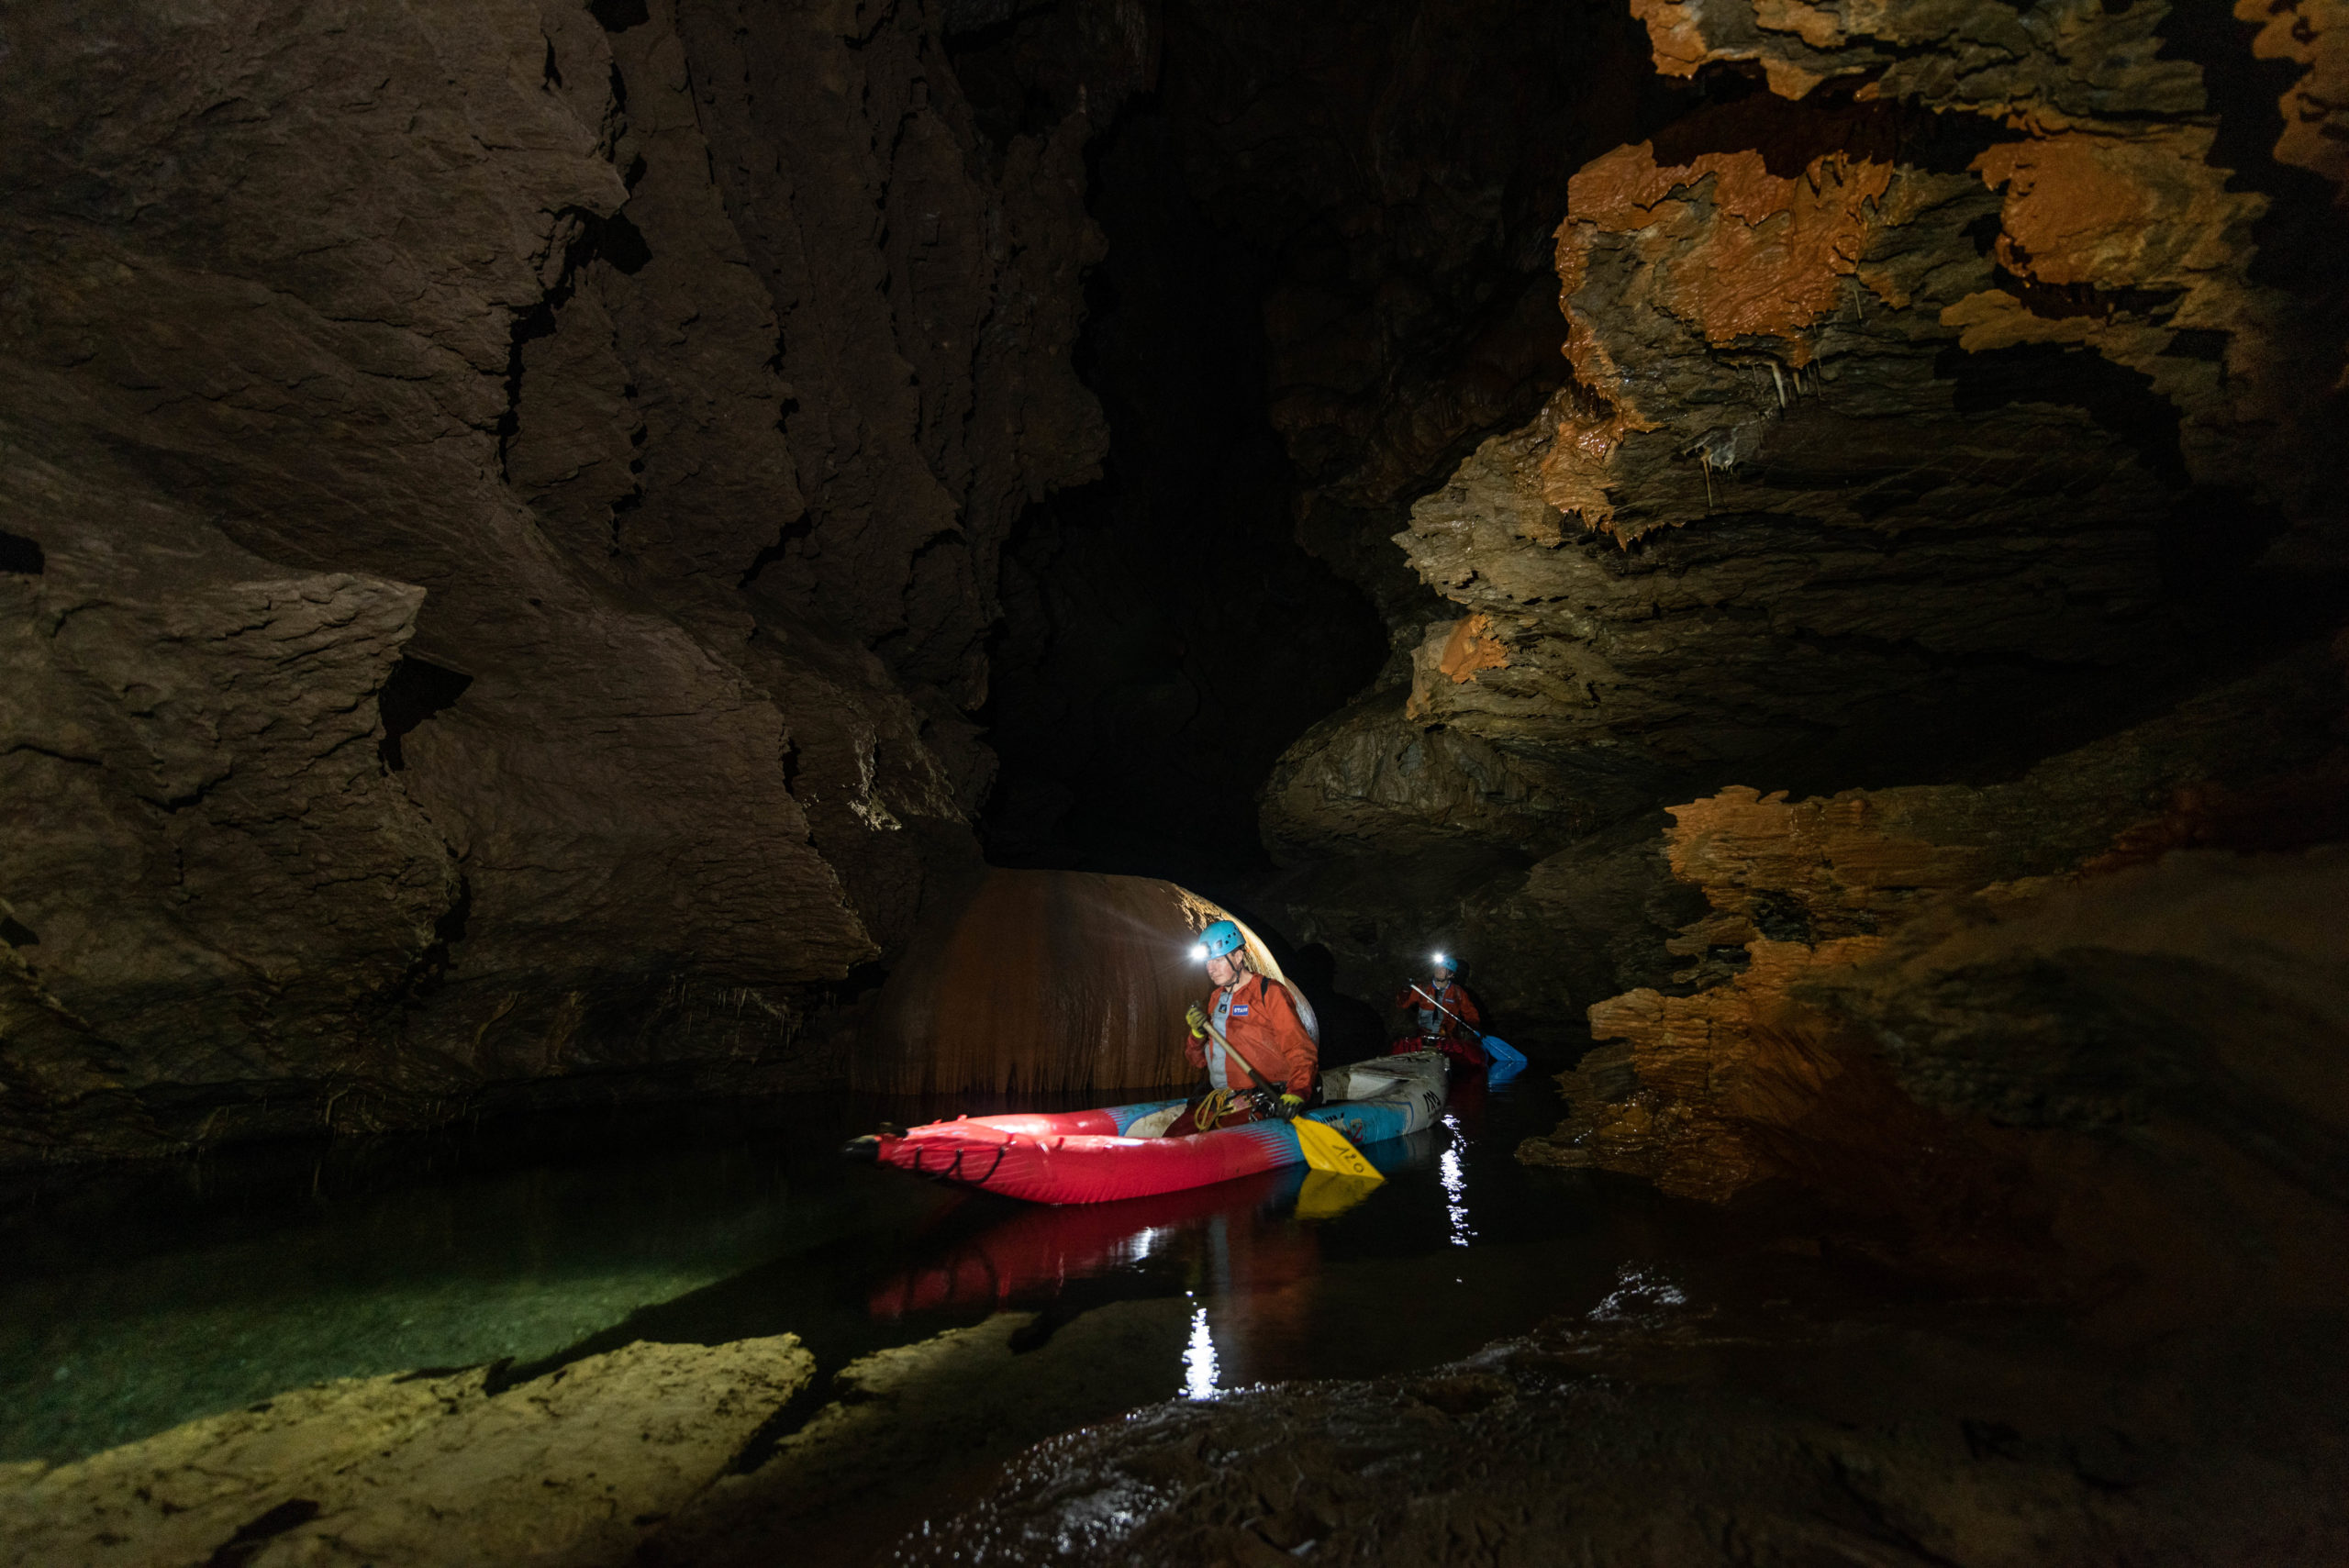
(853, 868, 1293, 1096)
(0, 1335, 813, 1566)
(1, 0, 1115, 1162)
(902, 1282, 2349, 1564)
(3, 0, 2342, 1239)
(1521, 640, 2347, 1197)
(1268, 6, 2347, 862)
(1244, 0, 2347, 1196)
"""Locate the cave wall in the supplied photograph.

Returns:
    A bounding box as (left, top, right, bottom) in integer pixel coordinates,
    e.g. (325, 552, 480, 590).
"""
(1251, 0, 2348, 1055)
(3, 0, 2342, 1173)
(0, 0, 1109, 1162)
(1236, 0, 2349, 1236)
(970, 0, 1694, 881)
(1522, 642, 2349, 1208)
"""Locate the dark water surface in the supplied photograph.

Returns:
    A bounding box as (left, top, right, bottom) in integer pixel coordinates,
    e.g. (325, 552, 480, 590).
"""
(0, 1066, 1865, 1548)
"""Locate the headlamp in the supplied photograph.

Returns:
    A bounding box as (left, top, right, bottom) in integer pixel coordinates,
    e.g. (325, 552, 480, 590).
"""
(1189, 943, 1208, 962)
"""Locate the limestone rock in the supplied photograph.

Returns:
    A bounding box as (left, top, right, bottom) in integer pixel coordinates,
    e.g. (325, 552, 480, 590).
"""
(1522, 642, 2349, 1205)
(1241, 818, 1707, 1055)
(1263, 688, 1590, 862)
(1263, 0, 2348, 867)
(0, 0, 1107, 1161)
(0, 447, 459, 1162)
(0, 1336, 813, 1568)
(642, 1306, 1194, 1568)
(899, 1296, 2349, 1565)
(1810, 842, 2349, 1200)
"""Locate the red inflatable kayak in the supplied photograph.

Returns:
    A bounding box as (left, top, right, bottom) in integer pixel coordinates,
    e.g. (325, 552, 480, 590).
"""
(849, 1054, 1448, 1205)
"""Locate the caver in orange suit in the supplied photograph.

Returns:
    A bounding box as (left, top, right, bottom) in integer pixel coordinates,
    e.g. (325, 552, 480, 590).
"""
(1168, 973, 1319, 1137)
(1391, 975, 1486, 1067)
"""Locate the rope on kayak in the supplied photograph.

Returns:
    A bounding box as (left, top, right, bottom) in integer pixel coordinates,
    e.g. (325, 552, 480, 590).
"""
(907, 1140, 1010, 1187)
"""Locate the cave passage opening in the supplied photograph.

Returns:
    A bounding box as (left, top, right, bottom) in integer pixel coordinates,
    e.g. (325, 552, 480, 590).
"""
(953, 0, 2349, 927)
(956, 0, 1699, 893)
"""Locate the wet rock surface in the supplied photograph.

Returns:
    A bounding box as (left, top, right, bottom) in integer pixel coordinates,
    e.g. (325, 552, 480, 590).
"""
(644, 1305, 1194, 1568)
(0, 1335, 813, 1567)
(905, 1290, 2349, 1566)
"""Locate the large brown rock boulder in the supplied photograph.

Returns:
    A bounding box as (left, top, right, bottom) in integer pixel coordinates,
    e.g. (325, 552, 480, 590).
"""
(0, 0, 1111, 1162)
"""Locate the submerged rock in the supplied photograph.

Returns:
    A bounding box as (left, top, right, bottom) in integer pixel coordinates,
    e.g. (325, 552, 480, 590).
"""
(0, 1336, 811, 1567)
(645, 1304, 1195, 1568)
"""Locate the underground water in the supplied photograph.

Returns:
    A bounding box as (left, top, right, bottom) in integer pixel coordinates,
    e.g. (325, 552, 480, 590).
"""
(4, 0, 2345, 1560)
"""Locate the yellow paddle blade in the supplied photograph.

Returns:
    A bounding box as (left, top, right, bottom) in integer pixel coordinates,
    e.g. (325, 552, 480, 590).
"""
(1295, 1169, 1382, 1220)
(1293, 1115, 1382, 1182)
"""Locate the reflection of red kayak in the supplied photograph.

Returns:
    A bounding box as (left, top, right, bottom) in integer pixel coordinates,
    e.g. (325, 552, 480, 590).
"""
(868, 1170, 1296, 1318)
(849, 1055, 1447, 1205)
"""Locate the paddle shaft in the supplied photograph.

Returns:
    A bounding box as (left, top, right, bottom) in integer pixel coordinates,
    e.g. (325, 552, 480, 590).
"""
(1408, 982, 1484, 1042)
(1197, 1012, 1377, 1179)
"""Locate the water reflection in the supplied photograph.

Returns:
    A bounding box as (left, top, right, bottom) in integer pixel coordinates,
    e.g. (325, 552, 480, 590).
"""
(1439, 1112, 1474, 1248)
(1181, 1303, 1220, 1400)
(3, 1067, 1798, 1471)
(866, 1130, 1437, 1323)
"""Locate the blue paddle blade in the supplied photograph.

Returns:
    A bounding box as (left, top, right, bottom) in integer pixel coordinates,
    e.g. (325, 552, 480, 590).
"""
(1482, 1036, 1528, 1084)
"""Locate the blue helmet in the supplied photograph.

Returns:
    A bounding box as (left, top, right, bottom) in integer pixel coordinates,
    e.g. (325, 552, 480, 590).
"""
(1196, 919, 1245, 961)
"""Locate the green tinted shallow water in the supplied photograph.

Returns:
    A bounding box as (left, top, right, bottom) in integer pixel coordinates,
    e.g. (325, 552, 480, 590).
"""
(0, 1070, 1826, 1466)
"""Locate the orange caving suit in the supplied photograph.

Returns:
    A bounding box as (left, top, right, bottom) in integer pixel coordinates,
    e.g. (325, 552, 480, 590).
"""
(1392, 977, 1485, 1065)
(1179, 973, 1319, 1115)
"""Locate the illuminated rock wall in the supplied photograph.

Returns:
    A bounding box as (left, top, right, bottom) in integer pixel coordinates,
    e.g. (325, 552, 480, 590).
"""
(0, 0, 1110, 1162)
(854, 869, 1288, 1097)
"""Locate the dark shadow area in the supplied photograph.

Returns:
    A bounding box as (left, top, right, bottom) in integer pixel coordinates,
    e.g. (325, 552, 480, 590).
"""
(962, 0, 1691, 888)
(976, 100, 1387, 885)
(374, 656, 474, 772)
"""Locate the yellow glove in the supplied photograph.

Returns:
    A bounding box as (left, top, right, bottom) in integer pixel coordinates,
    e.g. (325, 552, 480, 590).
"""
(1186, 1003, 1209, 1040)
(1277, 1094, 1305, 1119)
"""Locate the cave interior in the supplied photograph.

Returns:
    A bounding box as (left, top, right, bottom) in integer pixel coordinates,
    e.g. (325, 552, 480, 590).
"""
(2, 0, 2347, 1560)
